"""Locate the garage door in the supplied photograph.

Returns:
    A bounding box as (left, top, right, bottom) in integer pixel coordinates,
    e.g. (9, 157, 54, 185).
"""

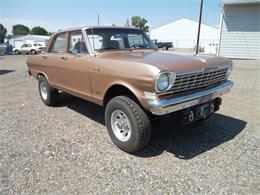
(14, 40, 24, 48)
(36, 41, 45, 46)
(25, 40, 34, 45)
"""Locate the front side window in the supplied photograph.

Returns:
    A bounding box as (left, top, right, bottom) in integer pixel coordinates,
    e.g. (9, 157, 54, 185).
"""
(86, 28, 156, 52)
(68, 31, 87, 54)
(51, 33, 66, 53)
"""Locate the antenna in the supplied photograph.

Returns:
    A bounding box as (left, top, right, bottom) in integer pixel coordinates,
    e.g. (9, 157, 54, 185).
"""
(196, 0, 203, 55)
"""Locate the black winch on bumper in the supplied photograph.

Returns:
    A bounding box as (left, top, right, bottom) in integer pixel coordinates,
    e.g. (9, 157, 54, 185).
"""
(180, 98, 221, 124)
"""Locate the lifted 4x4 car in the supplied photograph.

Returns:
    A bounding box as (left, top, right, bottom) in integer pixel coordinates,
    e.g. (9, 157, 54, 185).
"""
(27, 26, 234, 153)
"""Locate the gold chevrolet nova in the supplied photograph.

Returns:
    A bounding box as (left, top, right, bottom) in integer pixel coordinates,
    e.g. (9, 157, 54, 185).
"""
(27, 26, 234, 153)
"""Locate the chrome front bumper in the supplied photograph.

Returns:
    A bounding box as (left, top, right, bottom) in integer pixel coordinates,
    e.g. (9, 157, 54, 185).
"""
(148, 81, 234, 115)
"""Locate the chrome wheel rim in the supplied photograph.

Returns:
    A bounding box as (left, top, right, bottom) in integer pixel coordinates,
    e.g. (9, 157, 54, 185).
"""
(40, 82, 48, 100)
(111, 110, 131, 142)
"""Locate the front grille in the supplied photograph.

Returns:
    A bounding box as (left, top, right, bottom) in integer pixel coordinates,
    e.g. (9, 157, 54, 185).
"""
(170, 67, 228, 93)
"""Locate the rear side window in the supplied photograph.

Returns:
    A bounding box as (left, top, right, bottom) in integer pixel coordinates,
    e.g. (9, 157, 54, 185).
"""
(51, 33, 66, 53)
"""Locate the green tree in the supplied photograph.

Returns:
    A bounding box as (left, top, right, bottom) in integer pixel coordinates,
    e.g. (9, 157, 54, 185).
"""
(7, 34, 13, 39)
(12, 24, 30, 35)
(131, 16, 149, 32)
(0, 23, 7, 43)
(31, 26, 48, 35)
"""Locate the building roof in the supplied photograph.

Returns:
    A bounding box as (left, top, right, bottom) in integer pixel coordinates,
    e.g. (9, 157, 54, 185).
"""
(10, 35, 50, 41)
(150, 18, 219, 40)
(55, 25, 140, 34)
(222, 0, 260, 4)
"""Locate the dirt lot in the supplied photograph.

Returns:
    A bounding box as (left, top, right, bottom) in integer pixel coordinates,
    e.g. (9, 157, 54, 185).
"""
(0, 55, 259, 194)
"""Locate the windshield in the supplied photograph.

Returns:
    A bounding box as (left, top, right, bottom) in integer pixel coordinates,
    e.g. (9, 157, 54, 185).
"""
(86, 28, 156, 52)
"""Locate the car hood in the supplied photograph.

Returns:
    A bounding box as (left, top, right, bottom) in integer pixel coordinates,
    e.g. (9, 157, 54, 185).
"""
(96, 50, 229, 72)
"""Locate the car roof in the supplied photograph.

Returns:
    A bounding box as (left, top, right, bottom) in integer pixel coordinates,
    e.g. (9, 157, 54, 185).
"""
(55, 26, 141, 34)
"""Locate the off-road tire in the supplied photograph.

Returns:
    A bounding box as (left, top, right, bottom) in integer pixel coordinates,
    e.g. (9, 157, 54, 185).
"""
(38, 75, 58, 106)
(105, 96, 151, 153)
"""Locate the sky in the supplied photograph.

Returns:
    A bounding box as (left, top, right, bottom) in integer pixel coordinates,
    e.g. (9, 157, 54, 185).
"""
(0, 0, 222, 34)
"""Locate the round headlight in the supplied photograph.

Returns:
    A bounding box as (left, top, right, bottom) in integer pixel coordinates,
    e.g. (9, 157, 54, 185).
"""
(226, 61, 233, 77)
(156, 72, 175, 92)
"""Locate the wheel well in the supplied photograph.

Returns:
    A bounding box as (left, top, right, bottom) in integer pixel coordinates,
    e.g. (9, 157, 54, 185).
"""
(103, 85, 139, 106)
(37, 73, 46, 80)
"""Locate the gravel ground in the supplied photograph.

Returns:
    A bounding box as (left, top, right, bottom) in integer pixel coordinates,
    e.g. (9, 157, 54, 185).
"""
(0, 55, 259, 194)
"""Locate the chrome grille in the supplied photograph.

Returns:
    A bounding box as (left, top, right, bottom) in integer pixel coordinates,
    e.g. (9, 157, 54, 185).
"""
(171, 67, 228, 93)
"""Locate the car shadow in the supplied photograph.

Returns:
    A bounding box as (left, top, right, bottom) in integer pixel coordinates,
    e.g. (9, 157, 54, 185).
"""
(55, 92, 105, 124)
(0, 70, 15, 75)
(136, 114, 246, 159)
(55, 93, 246, 160)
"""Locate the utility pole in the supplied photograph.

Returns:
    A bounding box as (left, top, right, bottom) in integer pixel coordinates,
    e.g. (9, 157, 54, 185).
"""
(196, 0, 203, 54)
(97, 14, 100, 26)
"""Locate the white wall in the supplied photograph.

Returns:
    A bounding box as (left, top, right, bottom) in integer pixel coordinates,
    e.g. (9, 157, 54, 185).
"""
(150, 18, 220, 49)
(219, 4, 260, 59)
(9, 35, 50, 48)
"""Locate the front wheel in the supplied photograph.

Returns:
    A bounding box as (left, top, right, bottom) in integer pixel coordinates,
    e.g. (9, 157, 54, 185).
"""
(38, 75, 58, 106)
(31, 50, 36, 55)
(105, 96, 151, 153)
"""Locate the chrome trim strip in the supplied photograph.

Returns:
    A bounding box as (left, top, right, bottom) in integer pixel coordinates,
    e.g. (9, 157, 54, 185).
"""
(175, 64, 229, 76)
(148, 81, 234, 115)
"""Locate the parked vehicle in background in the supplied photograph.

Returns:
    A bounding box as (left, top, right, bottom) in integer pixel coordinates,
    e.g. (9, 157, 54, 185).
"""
(0, 44, 5, 55)
(204, 43, 218, 55)
(13, 43, 46, 55)
(193, 45, 205, 53)
(0, 44, 13, 55)
(27, 26, 234, 153)
(4, 44, 13, 55)
(153, 39, 173, 50)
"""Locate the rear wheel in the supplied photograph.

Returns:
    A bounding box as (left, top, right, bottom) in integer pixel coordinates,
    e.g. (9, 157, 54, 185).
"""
(105, 96, 151, 153)
(15, 50, 20, 55)
(38, 75, 58, 106)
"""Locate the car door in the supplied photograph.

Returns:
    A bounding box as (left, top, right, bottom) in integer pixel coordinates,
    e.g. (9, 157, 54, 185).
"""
(27, 44, 32, 52)
(20, 44, 27, 53)
(60, 30, 92, 98)
(40, 33, 68, 88)
(23, 44, 31, 53)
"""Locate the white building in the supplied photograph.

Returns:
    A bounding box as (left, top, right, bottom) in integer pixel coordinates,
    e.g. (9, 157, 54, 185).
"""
(218, 0, 260, 59)
(9, 35, 50, 48)
(150, 18, 220, 50)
